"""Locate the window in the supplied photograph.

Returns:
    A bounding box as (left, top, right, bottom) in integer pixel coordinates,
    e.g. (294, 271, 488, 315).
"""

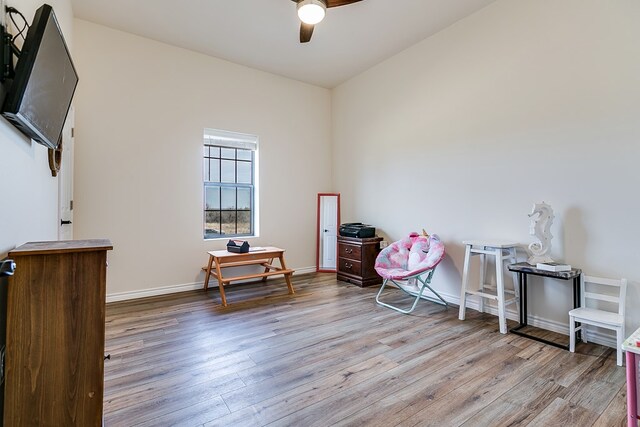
(203, 129, 258, 239)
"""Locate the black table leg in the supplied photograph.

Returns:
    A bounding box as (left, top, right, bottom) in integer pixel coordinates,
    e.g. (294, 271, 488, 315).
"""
(574, 275, 582, 341)
(523, 273, 528, 326)
(509, 270, 575, 350)
(519, 273, 525, 325)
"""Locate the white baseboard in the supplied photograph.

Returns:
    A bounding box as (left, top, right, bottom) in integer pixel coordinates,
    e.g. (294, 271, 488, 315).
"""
(106, 271, 618, 350)
(291, 266, 317, 275)
(106, 266, 317, 303)
(440, 290, 618, 349)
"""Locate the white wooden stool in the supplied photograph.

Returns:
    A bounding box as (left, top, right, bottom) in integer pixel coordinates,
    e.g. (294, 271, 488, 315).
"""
(458, 240, 520, 334)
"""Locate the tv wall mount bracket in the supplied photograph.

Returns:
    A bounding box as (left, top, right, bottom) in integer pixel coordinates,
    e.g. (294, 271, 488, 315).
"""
(2, 6, 28, 82)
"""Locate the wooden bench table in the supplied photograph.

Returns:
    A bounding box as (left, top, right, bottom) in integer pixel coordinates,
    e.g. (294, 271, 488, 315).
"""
(203, 247, 295, 306)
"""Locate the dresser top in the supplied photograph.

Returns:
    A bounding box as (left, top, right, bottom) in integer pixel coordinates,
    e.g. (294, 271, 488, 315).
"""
(9, 239, 113, 256)
(337, 236, 382, 243)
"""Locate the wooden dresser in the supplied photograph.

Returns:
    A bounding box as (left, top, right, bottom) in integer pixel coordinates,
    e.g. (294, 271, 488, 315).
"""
(336, 236, 383, 287)
(5, 239, 112, 426)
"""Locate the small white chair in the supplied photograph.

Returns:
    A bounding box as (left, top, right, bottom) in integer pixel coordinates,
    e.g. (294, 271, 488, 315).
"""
(569, 275, 627, 366)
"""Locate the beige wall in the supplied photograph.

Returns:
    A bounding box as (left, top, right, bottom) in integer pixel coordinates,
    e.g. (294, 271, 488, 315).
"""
(73, 20, 332, 297)
(332, 0, 640, 338)
(0, 0, 74, 257)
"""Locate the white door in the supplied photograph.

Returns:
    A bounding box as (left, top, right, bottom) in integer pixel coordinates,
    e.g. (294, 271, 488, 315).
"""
(319, 195, 338, 270)
(58, 108, 74, 240)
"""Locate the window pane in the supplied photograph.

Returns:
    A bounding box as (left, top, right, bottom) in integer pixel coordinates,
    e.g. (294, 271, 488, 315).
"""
(237, 211, 251, 234)
(237, 187, 251, 209)
(237, 149, 252, 161)
(209, 159, 220, 183)
(205, 211, 221, 237)
(209, 146, 220, 158)
(203, 157, 208, 181)
(237, 161, 252, 184)
(221, 148, 235, 160)
(221, 210, 236, 235)
(205, 186, 220, 210)
(221, 187, 236, 209)
(221, 160, 235, 183)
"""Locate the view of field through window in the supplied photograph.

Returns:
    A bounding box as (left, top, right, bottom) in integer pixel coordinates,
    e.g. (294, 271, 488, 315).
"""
(204, 139, 255, 239)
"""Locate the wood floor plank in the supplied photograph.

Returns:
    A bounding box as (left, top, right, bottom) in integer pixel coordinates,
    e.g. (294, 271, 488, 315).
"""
(133, 395, 230, 427)
(222, 341, 393, 412)
(212, 354, 398, 426)
(395, 346, 555, 426)
(105, 374, 240, 425)
(527, 396, 599, 427)
(593, 383, 627, 427)
(459, 371, 568, 426)
(102, 273, 627, 426)
(333, 395, 411, 427)
(271, 370, 410, 427)
(291, 333, 519, 427)
(532, 344, 608, 388)
(105, 370, 244, 415)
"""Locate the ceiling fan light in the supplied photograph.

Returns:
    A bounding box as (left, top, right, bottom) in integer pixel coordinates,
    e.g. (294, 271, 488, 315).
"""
(297, 0, 326, 25)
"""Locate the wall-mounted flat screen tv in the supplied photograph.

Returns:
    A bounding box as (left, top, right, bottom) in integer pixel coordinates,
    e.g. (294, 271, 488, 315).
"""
(1, 4, 78, 150)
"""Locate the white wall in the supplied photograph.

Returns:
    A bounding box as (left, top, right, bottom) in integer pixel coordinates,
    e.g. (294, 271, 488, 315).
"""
(73, 20, 332, 297)
(0, 0, 74, 257)
(332, 0, 640, 339)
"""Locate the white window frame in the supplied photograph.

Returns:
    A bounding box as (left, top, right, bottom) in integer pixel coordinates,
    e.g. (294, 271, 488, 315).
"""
(203, 128, 259, 240)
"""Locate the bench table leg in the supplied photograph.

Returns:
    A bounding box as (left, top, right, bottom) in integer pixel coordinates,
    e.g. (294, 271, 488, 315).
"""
(279, 254, 295, 295)
(204, 255, 214, 291)
(214, 259, 228, 307)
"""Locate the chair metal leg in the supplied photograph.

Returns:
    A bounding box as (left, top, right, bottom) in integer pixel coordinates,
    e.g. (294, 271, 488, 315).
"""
(416, 275, 448, 307)
(376, 279, 425, 314)
(376, 271, 447, 314)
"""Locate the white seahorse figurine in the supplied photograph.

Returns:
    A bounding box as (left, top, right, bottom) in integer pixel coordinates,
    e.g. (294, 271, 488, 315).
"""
(527, 202, 555, 265)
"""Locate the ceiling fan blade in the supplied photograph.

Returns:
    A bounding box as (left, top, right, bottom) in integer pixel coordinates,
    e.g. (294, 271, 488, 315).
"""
(326, 0, 361, 7)
(300, 22, 315, 43)
(290, 0, 361, 8)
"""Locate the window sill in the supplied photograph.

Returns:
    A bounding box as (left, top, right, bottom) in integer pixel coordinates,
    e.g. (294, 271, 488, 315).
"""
(204, 235, 259, 242)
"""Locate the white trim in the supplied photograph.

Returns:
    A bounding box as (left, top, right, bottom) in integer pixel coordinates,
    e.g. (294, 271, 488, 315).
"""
(292, 266, 317, 275)
(106, 266, 317, 303)
(105, 273, 618, 350)
(446, 290, 618, 349)
(107, 282, 203, 303)
(203, 127, 259, 240)
(204, 128, 258, 150)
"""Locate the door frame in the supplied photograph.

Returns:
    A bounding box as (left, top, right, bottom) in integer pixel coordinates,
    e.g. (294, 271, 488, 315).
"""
(58, 106, 74, 240)
(316, 193, 340, 273)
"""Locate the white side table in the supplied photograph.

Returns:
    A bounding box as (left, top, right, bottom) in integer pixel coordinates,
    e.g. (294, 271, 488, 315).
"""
(458, 240, 520, 334)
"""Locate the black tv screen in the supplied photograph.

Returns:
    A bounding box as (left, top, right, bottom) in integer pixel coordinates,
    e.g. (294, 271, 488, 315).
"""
(1, 4, 78, 150)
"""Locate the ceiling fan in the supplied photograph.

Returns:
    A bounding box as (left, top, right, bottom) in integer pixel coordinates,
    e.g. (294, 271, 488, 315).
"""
(292, 0, 363, 43)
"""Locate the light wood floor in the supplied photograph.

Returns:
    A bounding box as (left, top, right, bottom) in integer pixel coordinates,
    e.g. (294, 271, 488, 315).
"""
(103, 273, 628, 426)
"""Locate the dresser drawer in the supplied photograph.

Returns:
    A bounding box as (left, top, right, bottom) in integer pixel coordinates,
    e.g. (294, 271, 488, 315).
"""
(338, 258, 362, 276)
(338, 243, 361, 261)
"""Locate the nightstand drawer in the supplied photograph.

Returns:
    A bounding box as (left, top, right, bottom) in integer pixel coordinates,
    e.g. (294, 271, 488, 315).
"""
(338, 258, 362, 276)
(338, 243, 361, 261)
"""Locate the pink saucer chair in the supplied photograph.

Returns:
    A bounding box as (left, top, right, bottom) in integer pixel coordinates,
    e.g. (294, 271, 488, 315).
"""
(374, 232, 447, 314)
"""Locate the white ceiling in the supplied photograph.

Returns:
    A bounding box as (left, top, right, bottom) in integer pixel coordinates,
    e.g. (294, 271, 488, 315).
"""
(70, 0, 497, 88)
